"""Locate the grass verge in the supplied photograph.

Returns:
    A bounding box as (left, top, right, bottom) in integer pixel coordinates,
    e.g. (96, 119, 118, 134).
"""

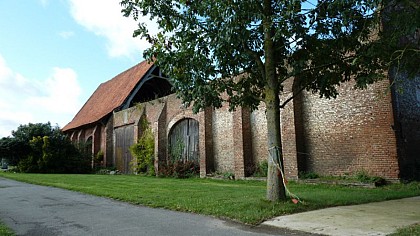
(388, 223, 420, 236)
(0, 173, 419, 225)
(0, 221, 14, 236)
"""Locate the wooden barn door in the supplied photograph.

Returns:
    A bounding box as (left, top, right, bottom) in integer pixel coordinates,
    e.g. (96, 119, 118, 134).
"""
(169, 119, 199, 162)
(114, 125, 134, 174)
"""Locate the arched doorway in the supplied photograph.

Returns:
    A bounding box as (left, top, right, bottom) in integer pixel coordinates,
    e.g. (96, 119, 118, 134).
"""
(168, 118, 199, 162)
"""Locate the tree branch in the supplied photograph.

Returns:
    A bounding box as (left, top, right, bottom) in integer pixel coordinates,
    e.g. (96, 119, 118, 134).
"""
(279, 84, 306, 108)
(242, 42, 266, 80)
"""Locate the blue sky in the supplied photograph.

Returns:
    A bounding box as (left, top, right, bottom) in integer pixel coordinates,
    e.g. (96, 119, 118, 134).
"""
(0, 0, 156, 137)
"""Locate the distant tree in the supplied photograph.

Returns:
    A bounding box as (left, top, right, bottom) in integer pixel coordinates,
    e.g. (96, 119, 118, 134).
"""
(0, 122, 91, 173)
(18, 130, 91, 174)
(0, 137, 23, 165)
(121, 0, 419, 201)
(0, 122, 55, 165)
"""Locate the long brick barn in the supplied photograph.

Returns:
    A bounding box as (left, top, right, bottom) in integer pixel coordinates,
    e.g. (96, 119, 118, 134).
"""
(62, 60, 420, 181)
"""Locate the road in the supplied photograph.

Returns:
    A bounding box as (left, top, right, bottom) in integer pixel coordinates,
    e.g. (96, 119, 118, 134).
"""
(0, 177, 310, 236)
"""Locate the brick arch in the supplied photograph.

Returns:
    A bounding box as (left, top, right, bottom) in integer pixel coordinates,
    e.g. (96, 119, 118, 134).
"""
(166, 111, 199, 137)
(165, 108, 214, 177)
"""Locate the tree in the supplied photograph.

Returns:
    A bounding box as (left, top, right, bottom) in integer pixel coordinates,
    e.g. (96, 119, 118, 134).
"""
(121, 0, 419, 201)
(0, 122, 92, 173)
(18, 130, 92, 174)
(0, 122, 55, 165)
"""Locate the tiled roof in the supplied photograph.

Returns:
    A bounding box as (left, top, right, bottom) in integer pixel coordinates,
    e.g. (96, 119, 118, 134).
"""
(62, 60, 154, 131)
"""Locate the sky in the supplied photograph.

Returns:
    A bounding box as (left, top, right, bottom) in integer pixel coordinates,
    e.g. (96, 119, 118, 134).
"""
(0, 0, 156, 138)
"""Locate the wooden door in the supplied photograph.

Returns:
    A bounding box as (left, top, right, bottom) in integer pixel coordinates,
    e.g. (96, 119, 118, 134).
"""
(114, 125, 134, 173)
(169, 119, 199, 162)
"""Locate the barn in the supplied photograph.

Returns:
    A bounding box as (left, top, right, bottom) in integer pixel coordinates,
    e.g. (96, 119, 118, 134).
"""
(62, 60, 420, 180)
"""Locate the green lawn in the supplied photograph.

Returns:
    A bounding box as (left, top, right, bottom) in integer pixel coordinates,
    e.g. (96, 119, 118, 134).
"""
(1, 173, 419, 225)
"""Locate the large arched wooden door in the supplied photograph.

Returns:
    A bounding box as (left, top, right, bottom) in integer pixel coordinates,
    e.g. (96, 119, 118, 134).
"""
(169, 118, 199, 162)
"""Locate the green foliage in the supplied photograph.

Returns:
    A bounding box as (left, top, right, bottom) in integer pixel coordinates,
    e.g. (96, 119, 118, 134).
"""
(158, 160, 199, 178)
(0, 122, 55, 165)
(253, 161, 268, 177)
(130, 118, 155, 175)
(169, 135, 185, 162)
(0, 221, 14, 236)
(354, 170, 385, 184)
(1, 122, 92, 174)
(121, 0, 418, 111)
(93, 150, 104, 170)
(121, 0, 419, 201)
(299, 171, 320, 180)
(222, 172, 235, 180)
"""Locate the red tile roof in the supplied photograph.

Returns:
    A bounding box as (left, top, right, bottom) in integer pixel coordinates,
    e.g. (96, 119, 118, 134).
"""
(62, 60, 154, 131)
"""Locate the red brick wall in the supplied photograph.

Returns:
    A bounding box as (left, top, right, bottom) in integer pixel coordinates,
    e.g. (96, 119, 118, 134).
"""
(81, 78, 400, 180)
(294, 80, 399, 179)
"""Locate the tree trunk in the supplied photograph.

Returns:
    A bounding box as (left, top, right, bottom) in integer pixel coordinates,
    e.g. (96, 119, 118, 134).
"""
(265, 87, 287, 201)
(263, 0, 286, 202)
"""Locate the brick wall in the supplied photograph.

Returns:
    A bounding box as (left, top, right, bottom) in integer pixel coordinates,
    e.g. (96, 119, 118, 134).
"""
(250, 105, 269, 166)
(280, 78, 299, 179)
(295, 79, 399, 179)
(78, 77, 402, 180)
(212, 105, 235, 173)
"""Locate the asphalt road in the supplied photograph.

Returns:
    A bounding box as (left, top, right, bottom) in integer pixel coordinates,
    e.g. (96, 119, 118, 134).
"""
(0, 177, 310, 236)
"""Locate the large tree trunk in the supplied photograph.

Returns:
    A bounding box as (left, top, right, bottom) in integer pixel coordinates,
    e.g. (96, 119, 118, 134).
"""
(265, 87, 286, 201)
(263, 0, 286, 202)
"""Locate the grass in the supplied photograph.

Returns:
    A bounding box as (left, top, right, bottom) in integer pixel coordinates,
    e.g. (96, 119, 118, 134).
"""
(388, 223, 420, 236)
(0, 221, 14, 236)
(0, 172, 419, 225)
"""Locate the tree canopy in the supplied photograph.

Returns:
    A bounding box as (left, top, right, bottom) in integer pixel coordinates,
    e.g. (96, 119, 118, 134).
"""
(0, 122, 91, 173)
(121, 0, 419, 201)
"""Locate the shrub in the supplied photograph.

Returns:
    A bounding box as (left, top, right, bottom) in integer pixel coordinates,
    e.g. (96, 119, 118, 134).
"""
(298, 171, 320, 179)
(355, 170, 385, 185)
(0, 122, 55, 165)
(93, 151, 104, 170)
(130, 118, 155, 175)
(158, 160, 199, 178)
(17, 131, 91, 174)
(252, 160, 268, 177)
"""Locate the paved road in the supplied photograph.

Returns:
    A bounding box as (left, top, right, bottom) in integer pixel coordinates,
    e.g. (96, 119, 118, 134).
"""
(0, 178, 311, 236)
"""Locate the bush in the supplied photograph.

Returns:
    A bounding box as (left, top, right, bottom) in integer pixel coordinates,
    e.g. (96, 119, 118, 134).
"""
(0, 122, 55, 166)
(298, 171, 320, 179)
(130, 119, 155, 175)
(158, 160, 199, 178)
(355, 170, 386, 185)
(17, 129, 91, 174)
(252, 160, 268, 177)
(93, 151, 104, 170)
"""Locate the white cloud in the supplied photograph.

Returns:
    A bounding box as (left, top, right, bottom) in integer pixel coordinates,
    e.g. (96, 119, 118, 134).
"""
(27, 67, 81, 114)
(0, 54, 83, 138)
(39, 0, 49, 7)
(59, 30, 75, 39)
(68, 0, 158, 58)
